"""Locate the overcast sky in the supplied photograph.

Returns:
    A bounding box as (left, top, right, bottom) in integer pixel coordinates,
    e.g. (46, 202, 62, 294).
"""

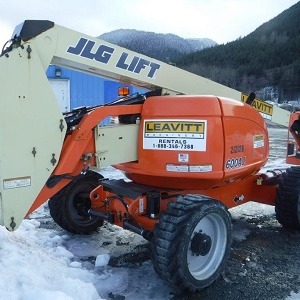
(0, 0, 299, 49)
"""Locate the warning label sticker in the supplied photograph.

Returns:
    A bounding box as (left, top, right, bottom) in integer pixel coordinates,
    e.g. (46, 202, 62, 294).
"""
(253, 135, 264, 148)
(143, 119, 207, 151)
(178, 153, 189, 162)
(3, 176, 31, 189)
(166, 164, 213, 173)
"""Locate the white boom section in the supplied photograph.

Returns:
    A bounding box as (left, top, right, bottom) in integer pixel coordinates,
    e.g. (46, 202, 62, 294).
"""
(0, 37, 67, 230)
(48, 26, 241, 98)
(49, 23, 290, 127)
(0, 20, 290, 230)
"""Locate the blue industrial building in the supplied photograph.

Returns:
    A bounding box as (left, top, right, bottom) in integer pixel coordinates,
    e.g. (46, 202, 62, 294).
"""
(46, 65, 146, 112)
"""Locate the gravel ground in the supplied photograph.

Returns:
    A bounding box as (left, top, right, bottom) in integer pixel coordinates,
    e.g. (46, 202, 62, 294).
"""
(105, 201, 300, 300)
(107, 127, 300, 300)
(172, 204, 300, 300)
(173, 128, 300, 299)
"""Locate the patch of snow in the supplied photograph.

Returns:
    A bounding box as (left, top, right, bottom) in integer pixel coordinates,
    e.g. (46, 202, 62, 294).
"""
(286, 292, 300, 300)
(95, 254, 110, 267)
(0, 220, 101, 300)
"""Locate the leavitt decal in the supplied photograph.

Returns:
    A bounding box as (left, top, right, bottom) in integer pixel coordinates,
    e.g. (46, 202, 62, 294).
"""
(242, 93, 273, 120)
(143, 119, 207, 151)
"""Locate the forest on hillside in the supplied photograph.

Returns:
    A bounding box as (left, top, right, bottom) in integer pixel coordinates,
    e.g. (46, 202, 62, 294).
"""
(176, 2, 300, 102)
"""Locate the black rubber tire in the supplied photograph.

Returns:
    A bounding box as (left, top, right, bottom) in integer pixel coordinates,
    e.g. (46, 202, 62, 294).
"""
(151, 195, 232, 292)
(48, 171, 104, 234)
(275, 166, 300, 230)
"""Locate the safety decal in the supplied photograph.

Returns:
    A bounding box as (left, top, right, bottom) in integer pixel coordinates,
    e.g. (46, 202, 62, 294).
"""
(143, 119, 207, 151)
(189, 165, 213, 172)
(166, 164, 213, 173)
(253, 135, 264, 148)
(3, 176, 31, 189)
(166, 164, 189, 172)
(178, 153, 189, 162)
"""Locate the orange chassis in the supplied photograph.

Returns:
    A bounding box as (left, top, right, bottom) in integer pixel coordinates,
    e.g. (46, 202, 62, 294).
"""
(26, 102, 280, 234)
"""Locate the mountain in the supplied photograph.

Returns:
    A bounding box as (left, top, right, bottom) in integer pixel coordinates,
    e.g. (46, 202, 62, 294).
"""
(176, 1, 300, 102)
(99, 29, 216, 63)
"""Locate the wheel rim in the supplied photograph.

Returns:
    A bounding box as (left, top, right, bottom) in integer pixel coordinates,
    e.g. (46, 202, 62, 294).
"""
(68, 182, 96, 225)
(187, 212, 227, 280)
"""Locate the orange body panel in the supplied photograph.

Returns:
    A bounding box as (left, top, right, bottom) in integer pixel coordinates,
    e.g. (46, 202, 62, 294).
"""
(115, 96, 269, 190)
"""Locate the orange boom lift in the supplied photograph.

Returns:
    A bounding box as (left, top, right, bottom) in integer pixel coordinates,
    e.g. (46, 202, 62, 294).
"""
(0, 20, 299, 292)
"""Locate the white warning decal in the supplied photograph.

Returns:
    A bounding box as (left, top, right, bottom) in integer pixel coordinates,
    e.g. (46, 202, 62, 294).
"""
(253, 135, 264, 148)
(143, 119, 207, 151)
(3, 176, 31, 189)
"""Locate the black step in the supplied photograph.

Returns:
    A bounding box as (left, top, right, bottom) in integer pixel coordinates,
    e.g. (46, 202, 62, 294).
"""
(101, 179, 157, 199)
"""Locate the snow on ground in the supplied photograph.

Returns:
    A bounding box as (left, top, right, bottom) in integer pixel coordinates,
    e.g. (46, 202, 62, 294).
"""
(0, 167, 172, 300)
(0, 218, 100, 300)
(0, 127, 299, 300)
(0, 199, 172, 300)
(287, 293, 300, 300)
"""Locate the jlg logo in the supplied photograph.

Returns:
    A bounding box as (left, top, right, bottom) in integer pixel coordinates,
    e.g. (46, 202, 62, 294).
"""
(67, 38, 161, 79)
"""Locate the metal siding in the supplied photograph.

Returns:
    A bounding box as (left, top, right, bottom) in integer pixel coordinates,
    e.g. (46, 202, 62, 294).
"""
(47, 65, 147, 109)
(47, 65, 105, 109)
(69, 69, 105, 109)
